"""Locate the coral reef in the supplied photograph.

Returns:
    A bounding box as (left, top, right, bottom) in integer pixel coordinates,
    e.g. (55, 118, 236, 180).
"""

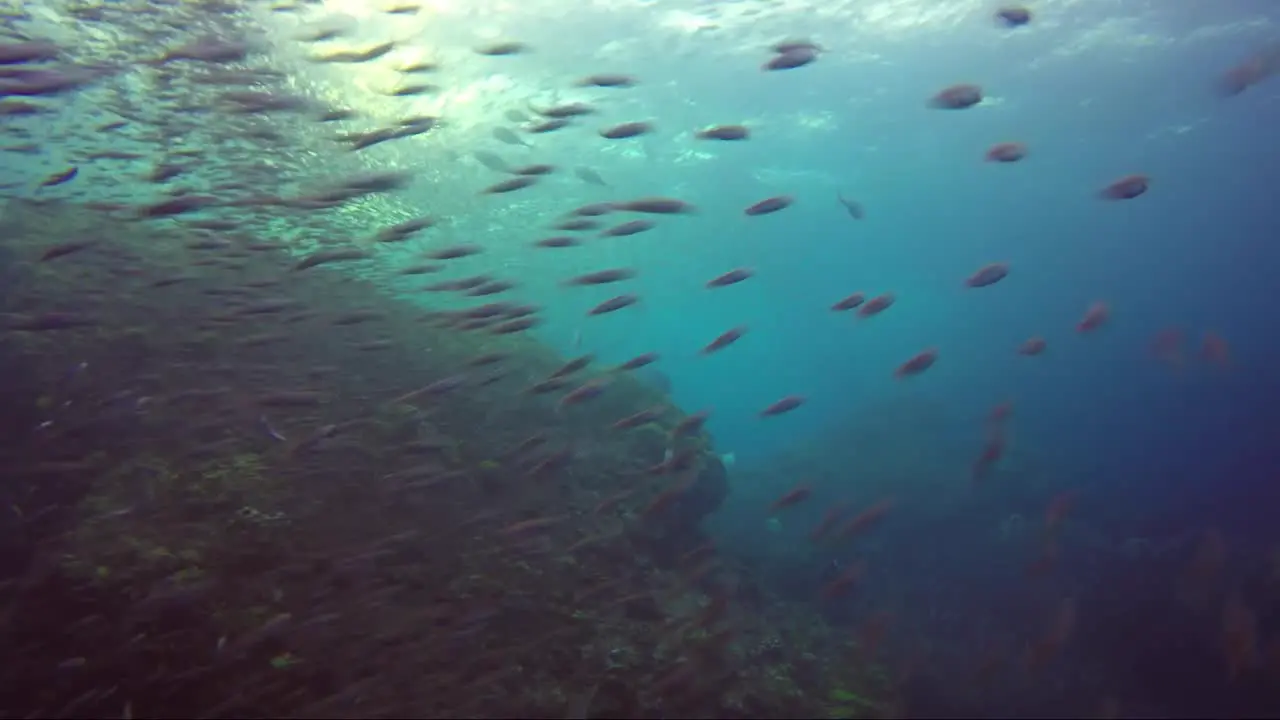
(0, 200, 895, 719)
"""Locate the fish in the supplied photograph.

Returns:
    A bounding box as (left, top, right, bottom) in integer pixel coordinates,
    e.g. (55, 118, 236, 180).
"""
(563, 268, 637, 286)
(8, 312, 95, 331)
(491, 127, 530, 146)
(533, 236, 581, 248)
(695, 125, 749, 140)
(835, 499, 895, 539)
(895, 348, 938, 378)
(576, 73, 637, 88)
(588, 294, 639, 315)
(600, 220, 654, 237)
(38, 166, 78, 187)
(311, 41, 396, 63)
(769, 484, 812, 512)
(377, 216, 435, 242)
(617, 353, 661, 373)
(760, 395, 805, 417)
(473, 151, 511, 172)
(966, 263, 1009, 288)
(39, 238, 98, 261)
(573, 167, 608, 186)
(706, 268, 753, 288)
(764, 48, 818, 71)
(600, 121, 653, 139)
(481, 176, 538, 194)
(557, 379, 610, 411)
(929, 84, 983, 109)
(528, 119, 572, 133)
(836, 192, 864, 219)
(475, 41, 529, 56)
(612, 406, 666, 430)
(554, 218, 598, 231)
(0, 41, 61, 64)
(293, 248, 372, 271)
(1201, 331, 1231, 367)
(1077, 302, 1109, 333)
(548, 354, 594, 379)
(671, 410, 709, 439)
(985, 142, 1027, 162)
(136, 195, 218, 218)
(994, 6, 1032, 27)
(745, 196, 793, 216)
(491, 317, 540, 334)
(831, 292, 866, 311)
(512, 164, 554, 176)
(772, 39, 822, 54)
(613, 197, 695, 214)
(425, 244, 484, 260)
(533, 102, 594, 118)
(702, 326, 747, 354)
(857, 293, 895, 318)
(1018, 337, 1047, 356)
(1100, 174, 1149, 200)
(972, 434, 1005, 484)
(386, 83, 437, 97)
(1218, 48, 1280, 96)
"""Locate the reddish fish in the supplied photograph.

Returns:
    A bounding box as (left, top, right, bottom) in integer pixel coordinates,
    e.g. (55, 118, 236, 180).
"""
(1018, 336, 1046, 356)
(985, 142, 1026, 162)
(616, 352, 659, 371)
(744, 195, 793, 216)
(38, 166, 78, 187)
(809, 502, 850, 542)
(769, 484, 812, 513)
(702, 326, 747, 354)
(1201, 331, 1231, 367)
(972, 435, 1005, 484)
(497, 514, 568, 537)
(966, 262, 1008, 288)
(831, 292, 865, 311)
(989, 401, 1013, 424)
(857, 293, 895, 318)
(557, 378, 609, 411)
(1076, 302, 1109, 333)
(1044, 491, 1077, 535)
(588, 294, 639, 315)
(1099, 174, 1148, 200)
(929, 84, 982, 109)
(760, 395, 805, 417)
(612, 406, 665, 430)
(821, 561, 867, 600)
(895, 348, 938, 378)
(671, 410, 710, 439)
(835, 499, 894, 539)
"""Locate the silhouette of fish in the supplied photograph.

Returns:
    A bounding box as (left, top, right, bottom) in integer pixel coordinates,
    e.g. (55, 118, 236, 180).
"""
(633, 366, 672, 394)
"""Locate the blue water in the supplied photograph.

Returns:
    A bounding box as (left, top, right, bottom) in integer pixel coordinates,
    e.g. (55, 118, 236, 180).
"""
(3, 0, 1280, 715)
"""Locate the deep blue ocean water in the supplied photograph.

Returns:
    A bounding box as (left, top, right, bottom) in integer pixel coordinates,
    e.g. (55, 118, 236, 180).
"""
(2, 0, 1279, 715)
